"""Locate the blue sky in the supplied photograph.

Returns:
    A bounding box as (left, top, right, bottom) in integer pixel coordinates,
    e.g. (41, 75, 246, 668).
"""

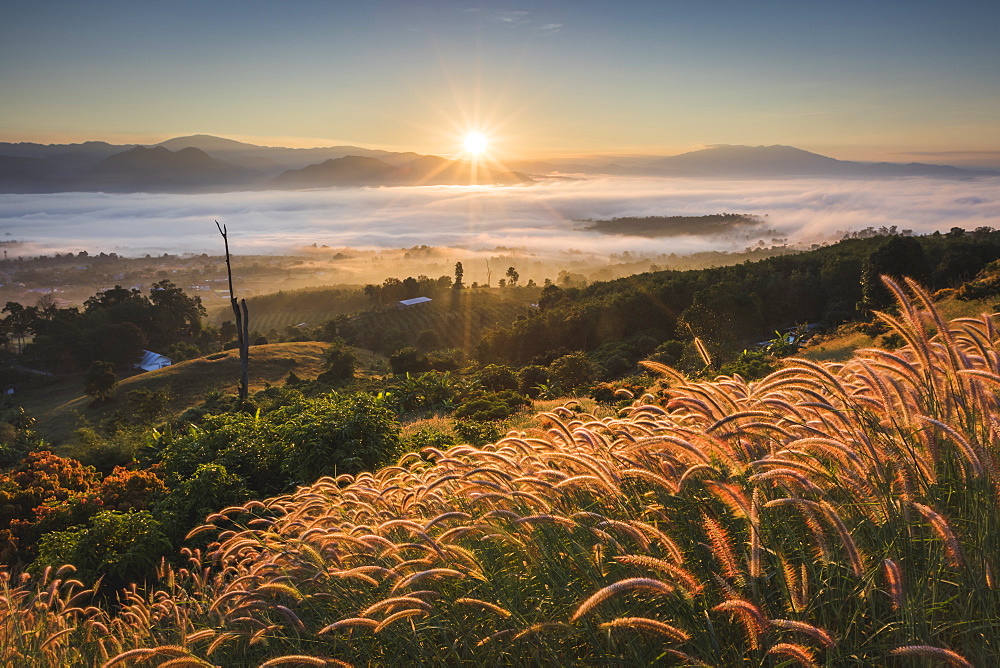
(2, 0, 998, 159)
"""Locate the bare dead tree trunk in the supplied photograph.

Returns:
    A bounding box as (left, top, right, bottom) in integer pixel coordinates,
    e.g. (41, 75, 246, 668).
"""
(216, 221, 250, 401)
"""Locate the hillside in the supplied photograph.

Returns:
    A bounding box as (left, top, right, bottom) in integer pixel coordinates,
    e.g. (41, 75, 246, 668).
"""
(16, 342, 359, 445)
(801, 291, 998, 361)
(83, 145, 256, 192)
(476, 229, 1000, 369)
(643, 144, 992, 178)
(4, 281, 997, 665)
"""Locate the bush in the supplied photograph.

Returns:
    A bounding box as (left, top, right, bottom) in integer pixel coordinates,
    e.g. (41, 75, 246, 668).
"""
(549, 352, 599, 392)
(389, 347, 430, 375)
(84, 361, 117, 402)
(426, 348, 466, 371)
(717, 349, 776, 380)
(650, 340, 685, 366)
(34, 509, 171, 589)
(317, 338, 357, 384)
(518, 364, 549, 398)
(401, 424, 458, 453)
(477, 364, 519, 391)
(453, 389, 530, 422)
(452, 418, 503, 447)
(128, 387, 172, 426)
(278, 393, 402, 481)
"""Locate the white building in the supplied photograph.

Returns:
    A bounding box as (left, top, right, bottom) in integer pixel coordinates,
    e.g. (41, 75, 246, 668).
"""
(135, 350, 172, 372)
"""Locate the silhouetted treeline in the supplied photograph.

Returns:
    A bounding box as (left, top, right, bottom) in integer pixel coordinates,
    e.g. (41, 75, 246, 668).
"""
(584, 212, 765, 237)
(477, 227, 1000, 367)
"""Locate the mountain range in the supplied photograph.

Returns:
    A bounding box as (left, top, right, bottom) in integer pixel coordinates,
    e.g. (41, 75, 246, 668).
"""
(0, 136, 993, 194)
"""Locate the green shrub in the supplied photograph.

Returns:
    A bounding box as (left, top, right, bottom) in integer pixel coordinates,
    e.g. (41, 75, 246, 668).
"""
(34, 509, 171, 589)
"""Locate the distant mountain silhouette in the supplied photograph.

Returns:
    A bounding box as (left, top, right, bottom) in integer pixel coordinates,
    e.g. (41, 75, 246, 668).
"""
(0, 155, 60, 192)
(82, 146, 256, 192)
(269, 156, 399, 188)
(642, 144, 989, 178)
(269, 154, 531, 188)
(156, 134, 402, 173)
(0, 136, 991, 193)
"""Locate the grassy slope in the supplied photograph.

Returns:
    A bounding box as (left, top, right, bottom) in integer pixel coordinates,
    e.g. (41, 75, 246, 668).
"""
(18, 343, 384, 446)
(9, 280, 997, 665)
(800, 294, 996, 361)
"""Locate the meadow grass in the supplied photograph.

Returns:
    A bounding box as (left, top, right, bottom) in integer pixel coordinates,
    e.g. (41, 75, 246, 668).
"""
(3, 277, 998, 666)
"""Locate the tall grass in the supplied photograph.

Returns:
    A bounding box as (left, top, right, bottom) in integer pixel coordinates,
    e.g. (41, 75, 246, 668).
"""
(2, 277, 998, 665)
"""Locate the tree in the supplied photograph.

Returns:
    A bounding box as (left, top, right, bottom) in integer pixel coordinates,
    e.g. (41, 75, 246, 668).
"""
(549, 352, 598, 392)
(1, 301, 35, 353)
(149, 279, 206, 345)
(318, 339, 357, 383)
(454, 262, 464, 289)
(861, 236, 931, 309)
(506, 266, 519, 287)
(84, 321, 146, 369)
(84, 361, 118, 402)
(217, 221, 250, 401)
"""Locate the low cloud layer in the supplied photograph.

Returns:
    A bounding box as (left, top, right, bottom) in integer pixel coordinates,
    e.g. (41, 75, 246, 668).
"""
(1, 176, 998, 260)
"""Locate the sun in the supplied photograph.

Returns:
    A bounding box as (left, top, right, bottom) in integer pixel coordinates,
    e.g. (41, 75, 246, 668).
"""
(463, 132, 489, 155)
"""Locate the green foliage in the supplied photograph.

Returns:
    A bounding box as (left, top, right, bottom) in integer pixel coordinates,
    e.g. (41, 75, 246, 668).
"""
(517, 364, 549, 398)
(389, 346, 430, 375)
(589, 380, 647, 404)
(155, 462, 249, 542)
(678, 281, 764, 359)
(400, 424, 459, 452)
(128, 387, 172, 426)
(316, 338, 357, 384)
(165, 341, 201, 361)
(650, 339, 685, 365)
(861, 235, 932, 308)
(84, 361, 117, 401)
(34, 509, 170, 589)
(11, 280, 205, 372)
(389, 371, 458, 413)
(278, 392, 402, 481)
(155, 413, 287, 496)
(717, 349, 777, 380)
(548, 351, 599, 392)
(956, 260, 1000, 301)
(477, 363, 518, 391)
(452, 389, 530, 422)
(477, 231, 1000, 370)
(452, 418, 503, 446)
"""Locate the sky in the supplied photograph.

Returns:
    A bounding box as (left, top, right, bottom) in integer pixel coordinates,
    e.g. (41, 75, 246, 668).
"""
(2, 0, 999, 161)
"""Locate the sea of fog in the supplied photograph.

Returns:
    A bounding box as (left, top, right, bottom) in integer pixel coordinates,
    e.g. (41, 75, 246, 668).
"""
(0, 176, 998, 258)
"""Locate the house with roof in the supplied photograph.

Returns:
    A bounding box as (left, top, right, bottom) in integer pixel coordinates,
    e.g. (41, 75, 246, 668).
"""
(398, 296, 432, 309)
(135, 350, 172, 372)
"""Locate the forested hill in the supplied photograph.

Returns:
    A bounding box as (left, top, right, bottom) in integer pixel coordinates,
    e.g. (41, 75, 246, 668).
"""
(476, 227, 1000, 369)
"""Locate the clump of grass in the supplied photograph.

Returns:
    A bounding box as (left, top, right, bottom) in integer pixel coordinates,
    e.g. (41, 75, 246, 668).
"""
(3, 276, 998, 665)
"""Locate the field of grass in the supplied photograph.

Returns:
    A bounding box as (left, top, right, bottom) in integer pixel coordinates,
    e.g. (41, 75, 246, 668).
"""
(3, 278, 998, 665)
(16, 343, 382, 446)
(800, 293, 996, 362)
